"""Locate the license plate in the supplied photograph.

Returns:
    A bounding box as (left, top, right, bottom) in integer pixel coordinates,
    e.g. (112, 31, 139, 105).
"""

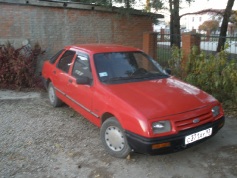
(185, 128, 212, 145)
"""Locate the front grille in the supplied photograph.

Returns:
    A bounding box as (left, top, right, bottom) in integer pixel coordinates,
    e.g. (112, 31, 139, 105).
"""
(174, 111, 213, 131)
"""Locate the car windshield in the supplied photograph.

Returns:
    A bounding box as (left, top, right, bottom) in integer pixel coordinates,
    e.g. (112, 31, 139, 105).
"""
(94, 51, 169, 84)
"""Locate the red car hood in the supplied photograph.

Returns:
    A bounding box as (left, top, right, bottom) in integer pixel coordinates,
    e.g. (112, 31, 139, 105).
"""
(104, 77, 217, 119)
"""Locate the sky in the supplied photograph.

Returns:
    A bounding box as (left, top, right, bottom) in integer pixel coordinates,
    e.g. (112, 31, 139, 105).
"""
(115, 0, 237, 13)
(180, 0, 237, 14)
(154, 0, 237, 21)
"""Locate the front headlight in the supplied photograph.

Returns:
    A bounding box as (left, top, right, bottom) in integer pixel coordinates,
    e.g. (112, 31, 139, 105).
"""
(152, 120, 171, 134)
(212, 106, 220, 117)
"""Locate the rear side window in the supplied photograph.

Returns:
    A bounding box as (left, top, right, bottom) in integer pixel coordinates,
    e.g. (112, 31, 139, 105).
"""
(49, 49, 65, 64)
(57, 50, 75, 73)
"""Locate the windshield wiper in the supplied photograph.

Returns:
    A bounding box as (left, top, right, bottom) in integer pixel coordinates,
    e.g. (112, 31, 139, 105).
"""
(107, 77, 131, 81)
(131, 72, 167, 79)
(105, 73, 168, 83)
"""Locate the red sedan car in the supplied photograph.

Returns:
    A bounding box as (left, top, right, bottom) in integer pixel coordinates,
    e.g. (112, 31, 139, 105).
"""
(42, 44, 225, 158)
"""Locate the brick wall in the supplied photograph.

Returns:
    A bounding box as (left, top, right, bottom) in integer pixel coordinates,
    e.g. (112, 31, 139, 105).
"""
(0, 2, 154, 61)
(143, 32, 158, 60)
(182, 32, 201, 65)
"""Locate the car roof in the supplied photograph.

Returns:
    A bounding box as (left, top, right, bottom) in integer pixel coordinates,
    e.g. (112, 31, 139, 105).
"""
(65, 44, 142, 54)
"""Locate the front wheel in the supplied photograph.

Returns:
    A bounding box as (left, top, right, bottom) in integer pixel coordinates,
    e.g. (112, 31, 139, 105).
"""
(100, 117, 131, 158)
(48, 82, 63, 107)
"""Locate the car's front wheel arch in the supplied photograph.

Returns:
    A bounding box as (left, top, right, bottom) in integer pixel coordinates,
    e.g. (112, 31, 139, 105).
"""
(101, 112, 114, 125)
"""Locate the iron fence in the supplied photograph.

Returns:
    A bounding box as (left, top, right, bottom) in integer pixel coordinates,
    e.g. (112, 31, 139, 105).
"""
(157, 33, 172, 67)
(157, 33, 237, 67)
(200, 34, 237, 59)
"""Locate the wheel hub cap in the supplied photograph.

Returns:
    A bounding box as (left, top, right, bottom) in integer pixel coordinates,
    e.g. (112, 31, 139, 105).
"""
(105, 126, 125, 151)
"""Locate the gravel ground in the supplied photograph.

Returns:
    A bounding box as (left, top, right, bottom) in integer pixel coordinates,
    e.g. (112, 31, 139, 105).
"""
(0, 90, 237, 178)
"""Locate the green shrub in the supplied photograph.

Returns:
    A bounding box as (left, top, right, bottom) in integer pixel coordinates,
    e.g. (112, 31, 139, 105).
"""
(168, 46, 183, 78)
(0, 42, 44, 89)
(168, 45, 237, 106)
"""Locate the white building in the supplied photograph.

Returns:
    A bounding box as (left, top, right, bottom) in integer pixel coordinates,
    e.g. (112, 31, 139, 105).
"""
(180, 9, 223, 33)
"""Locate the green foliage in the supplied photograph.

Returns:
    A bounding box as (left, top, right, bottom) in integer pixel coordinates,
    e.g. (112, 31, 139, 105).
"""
(168, 45, 237, 106)
(0, 42, 44, 89)
(149, 0, 165, 11)
(168, 45, 183, 78)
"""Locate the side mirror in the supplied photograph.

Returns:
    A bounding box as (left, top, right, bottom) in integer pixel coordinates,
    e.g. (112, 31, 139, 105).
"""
(76, 76, 91, 85)
(165, 68, 171, 75)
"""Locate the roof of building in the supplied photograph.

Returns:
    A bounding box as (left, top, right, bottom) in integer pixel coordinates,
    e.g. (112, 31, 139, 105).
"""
(0, 0, 164, 19)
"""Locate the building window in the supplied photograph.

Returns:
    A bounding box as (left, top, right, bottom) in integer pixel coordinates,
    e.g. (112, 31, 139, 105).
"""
(199, 17, 202, 22)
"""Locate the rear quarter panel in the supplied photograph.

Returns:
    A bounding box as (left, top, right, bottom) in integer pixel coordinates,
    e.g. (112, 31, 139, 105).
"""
(42, 61, 55, 86)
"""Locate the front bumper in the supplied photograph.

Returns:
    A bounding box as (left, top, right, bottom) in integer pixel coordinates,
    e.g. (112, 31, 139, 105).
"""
(125, 116, 225, 155)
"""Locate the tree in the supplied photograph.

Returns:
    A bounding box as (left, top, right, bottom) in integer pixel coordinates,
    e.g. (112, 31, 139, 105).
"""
(198, 20, 219, 34)
(146, 0, 164, 11)
(180, 4, 236, 52)
(229, 10, 237, 35)
(169, 0, 181, 48)
(230, 10, 237, 24)
(217, 0, 235, 52)
(146, 0, 194, 48)
(168, 0, 194, 48)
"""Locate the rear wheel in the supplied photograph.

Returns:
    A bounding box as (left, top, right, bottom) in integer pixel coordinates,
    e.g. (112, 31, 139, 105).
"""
(100, 117, 131, 158)
(48, 82, 63, 107)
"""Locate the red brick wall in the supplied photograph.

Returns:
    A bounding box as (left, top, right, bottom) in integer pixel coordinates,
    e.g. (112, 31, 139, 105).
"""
(0, 3, 153, 59)
(143, 32, 158, 60)
(182, 33, 201, 65)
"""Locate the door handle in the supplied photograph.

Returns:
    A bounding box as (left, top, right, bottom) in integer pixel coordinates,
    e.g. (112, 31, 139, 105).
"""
(68, 79, 73, 83)
(53, 71, 56, 74)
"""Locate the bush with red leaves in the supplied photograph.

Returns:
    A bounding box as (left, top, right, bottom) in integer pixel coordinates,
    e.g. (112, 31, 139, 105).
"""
(0, 42, 45, 89)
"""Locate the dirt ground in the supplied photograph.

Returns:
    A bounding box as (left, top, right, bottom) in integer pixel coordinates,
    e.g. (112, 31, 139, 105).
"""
(0, 90, 237, 178)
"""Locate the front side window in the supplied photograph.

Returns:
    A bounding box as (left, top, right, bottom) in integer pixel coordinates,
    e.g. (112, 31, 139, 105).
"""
(57, 50, 75, 73)
(49, 49, 65, 64)
(94, 51, 168, 84)
(72, 53, 92, 79)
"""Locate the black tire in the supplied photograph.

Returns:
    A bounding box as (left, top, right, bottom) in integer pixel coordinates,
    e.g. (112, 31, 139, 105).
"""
(100, 117, 131, 158)
(48, 82, 63, 107)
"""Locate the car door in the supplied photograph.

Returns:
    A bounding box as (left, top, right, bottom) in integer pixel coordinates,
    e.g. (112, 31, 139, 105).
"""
(52, 50, 76, 95)
(67, 52, 96, 121)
